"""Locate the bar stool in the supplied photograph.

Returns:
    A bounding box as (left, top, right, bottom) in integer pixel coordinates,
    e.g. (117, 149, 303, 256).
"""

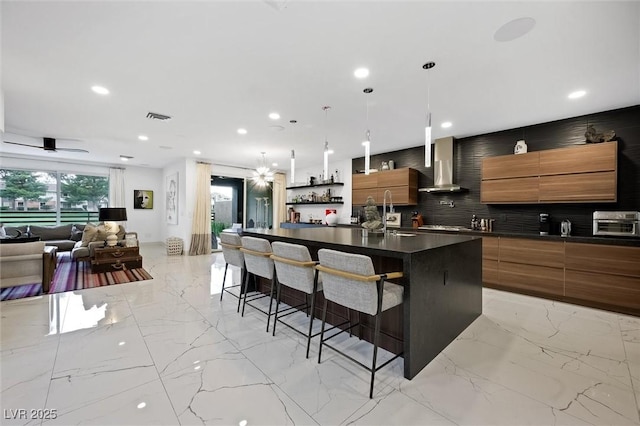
(218, 232, 245, 312)
(316, 248, 404, 399)
(271, 241, 348, 358)
(240, 236, 277, 332)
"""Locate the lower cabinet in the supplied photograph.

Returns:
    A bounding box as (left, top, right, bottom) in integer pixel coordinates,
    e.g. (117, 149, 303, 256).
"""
(482, 237, 499, 285)
(481, 236, 640, 315)
(498, 262, 564, 297)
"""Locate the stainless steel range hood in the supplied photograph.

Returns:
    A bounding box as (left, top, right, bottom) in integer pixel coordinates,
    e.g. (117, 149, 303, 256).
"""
(418, 136, 466, 193)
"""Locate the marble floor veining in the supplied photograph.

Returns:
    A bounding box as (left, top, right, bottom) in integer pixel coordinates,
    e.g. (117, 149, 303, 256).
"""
(1, 243, 639, 426)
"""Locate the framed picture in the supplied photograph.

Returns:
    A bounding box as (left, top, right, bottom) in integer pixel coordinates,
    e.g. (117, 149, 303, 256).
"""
(166, 173, 178, 225)
(134, 190, 153, 209)
(385, 212, 401, 228)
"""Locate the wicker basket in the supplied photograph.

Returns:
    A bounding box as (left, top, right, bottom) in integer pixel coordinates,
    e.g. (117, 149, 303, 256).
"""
(165, 237, 184, 256)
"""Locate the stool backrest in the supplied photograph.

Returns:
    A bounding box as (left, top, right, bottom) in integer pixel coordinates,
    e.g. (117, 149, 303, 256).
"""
(317, 248, 379, 315)
(271, 241, 316, 294)
(241, 236, 273, 279)
(220, 232, 244, 268)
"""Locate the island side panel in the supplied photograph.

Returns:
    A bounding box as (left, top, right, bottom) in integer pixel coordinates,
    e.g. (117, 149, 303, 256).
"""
(404, 238, 482, 379)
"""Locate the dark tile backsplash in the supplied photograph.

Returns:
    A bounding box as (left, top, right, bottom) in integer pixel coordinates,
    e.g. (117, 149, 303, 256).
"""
(352, 105, 640, 237)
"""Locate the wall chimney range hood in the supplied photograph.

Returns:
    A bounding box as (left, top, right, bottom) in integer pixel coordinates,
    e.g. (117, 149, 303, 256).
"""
(419, 136, 466, 193)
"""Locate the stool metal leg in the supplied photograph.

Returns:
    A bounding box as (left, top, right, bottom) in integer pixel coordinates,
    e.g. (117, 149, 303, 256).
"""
(305, 288, 318, 358)
(220, 263, 229, 301)
(317, 298, 328, 364)
(370, 310, 382, 399)
(265, 272, 277, 332)
(241, 272, 252, 316)
(272, 279, 282, 336)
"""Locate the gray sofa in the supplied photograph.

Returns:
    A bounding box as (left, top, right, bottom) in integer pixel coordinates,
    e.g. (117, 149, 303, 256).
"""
(4, 224, 82, 252)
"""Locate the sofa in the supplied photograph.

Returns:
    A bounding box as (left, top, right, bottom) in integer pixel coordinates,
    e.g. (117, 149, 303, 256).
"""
(3, 224, 82, 252)
(0, 241, 46, 289)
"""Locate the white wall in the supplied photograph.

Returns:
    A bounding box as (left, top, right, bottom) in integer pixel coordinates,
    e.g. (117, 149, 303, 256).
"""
(162, 159, 198, 251)
(285, 158, 353, 224)
(125, 167, 163, 243)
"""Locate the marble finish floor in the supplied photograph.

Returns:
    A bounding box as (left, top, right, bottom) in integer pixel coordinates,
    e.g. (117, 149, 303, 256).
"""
(1, 243, 639, 426)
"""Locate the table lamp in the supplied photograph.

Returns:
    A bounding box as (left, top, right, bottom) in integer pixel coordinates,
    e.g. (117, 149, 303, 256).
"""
(99, 207, 127, 246)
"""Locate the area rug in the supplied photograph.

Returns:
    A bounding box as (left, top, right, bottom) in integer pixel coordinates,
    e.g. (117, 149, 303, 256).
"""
(1, 252, 153, 301)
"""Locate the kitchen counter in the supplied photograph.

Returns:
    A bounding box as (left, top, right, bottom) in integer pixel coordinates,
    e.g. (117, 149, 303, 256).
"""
(242, 227, 482, 379)
(336, 224, 640, 247)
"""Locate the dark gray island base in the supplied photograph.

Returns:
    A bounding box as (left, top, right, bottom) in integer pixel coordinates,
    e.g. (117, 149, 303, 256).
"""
(242, 227, 483, 380)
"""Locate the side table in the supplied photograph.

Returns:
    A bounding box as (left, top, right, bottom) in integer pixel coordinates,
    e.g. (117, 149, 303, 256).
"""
(43, 246, 57, 293)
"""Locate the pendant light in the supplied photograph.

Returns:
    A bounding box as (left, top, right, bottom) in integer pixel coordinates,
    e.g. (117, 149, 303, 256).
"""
(252, 152, 274, 187)
(322, 106, 331, 181)
(423, 61, 435, 168)
(362, 88, 373, 175)
(289, 120, 296, 185)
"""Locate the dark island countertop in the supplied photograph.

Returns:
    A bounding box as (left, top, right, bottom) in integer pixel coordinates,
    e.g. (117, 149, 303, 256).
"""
(243, 226, 478, 258)
(335, 224, 640, 247)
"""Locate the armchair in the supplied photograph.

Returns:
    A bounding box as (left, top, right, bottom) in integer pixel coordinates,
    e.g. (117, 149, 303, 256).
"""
(0, 241, 47, 290)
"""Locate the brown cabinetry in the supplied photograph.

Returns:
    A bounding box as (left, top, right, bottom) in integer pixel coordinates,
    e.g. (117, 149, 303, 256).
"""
(565, 243, 640, 312)
(497, 238, 565, 297)
(482, 237, 499, 285)
(352, 168, 418, 206)
(481, 141, 617, 204)
(481, 236, 640, 315)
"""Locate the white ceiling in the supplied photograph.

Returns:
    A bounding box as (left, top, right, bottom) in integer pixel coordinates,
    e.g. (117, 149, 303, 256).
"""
(2, 1, 639, 173)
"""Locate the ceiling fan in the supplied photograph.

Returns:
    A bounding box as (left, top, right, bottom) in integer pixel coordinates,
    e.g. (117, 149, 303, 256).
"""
(3, 137, 89, 153)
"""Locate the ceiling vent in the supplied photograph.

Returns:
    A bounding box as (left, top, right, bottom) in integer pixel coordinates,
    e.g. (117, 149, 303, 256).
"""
(146, 112, 172, 121)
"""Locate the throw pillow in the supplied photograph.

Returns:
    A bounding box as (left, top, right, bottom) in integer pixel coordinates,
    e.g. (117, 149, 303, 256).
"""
(80, 225, 98, 247)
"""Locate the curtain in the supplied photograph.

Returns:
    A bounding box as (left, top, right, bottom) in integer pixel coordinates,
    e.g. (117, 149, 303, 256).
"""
(108, 168, 126, 207)
(189, 162, 212, 255)
(272, 172, 286, 229)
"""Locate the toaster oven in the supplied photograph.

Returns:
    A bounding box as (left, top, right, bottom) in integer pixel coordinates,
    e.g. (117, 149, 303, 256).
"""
(592, 211, 640, 237)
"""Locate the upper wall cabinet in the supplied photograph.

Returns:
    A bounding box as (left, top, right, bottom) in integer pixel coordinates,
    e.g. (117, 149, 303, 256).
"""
(481, 141, 617, 204)
(352, 168, 418, 206)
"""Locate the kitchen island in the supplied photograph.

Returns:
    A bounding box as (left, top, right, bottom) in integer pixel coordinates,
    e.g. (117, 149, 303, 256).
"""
(242, 227, 482, 379)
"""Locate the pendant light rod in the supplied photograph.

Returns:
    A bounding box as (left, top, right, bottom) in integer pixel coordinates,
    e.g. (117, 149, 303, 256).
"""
(289, 119, 296, 184)
(322, 106, 331, 181)
(363, 88, 373, 175)
(423, 61, 436, 168)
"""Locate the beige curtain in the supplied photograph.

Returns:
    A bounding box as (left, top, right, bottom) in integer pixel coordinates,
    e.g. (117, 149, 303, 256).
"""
(189, 163, 212, 255)
(272, 172, 287, 229)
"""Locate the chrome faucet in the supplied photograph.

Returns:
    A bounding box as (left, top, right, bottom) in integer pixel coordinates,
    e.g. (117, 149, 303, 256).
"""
(382, 189, 394, 234)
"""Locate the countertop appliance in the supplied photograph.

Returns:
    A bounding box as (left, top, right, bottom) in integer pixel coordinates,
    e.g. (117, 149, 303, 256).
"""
(539, 213, 550, 236)
(593, 211, 640, 237)
(561, 220, 572, 237)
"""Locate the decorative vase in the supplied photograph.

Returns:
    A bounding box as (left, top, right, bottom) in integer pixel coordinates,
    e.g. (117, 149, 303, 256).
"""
(325, 212, 338, 226)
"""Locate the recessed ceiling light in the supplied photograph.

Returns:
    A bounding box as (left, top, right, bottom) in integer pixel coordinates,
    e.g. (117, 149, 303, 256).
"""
(272, 162, 278, 167)
(328, 150, 334, 155)
(354, 68, 370, 79)
(91, 85, 109, 95)
(237, 128, 247, 135)
(193, 150, 201, 155)
(494, 17, 536, 42)
(137, 402, 146, 409)
(269, 112, 280, 120)
(441, 121, 452, 128)
(568, 90, 586, 99)
(138, 135, 148, 141)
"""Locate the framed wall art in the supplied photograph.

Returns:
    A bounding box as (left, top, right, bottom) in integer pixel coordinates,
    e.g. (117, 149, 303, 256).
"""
(134, 190, 153, 209)
(166, 173, 178, 224)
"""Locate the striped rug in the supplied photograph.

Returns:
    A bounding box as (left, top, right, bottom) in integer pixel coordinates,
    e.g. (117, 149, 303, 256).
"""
(1, 252, 153, 301)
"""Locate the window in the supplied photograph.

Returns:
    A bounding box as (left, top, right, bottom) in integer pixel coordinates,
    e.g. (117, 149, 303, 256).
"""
(0, 169, 108, 226)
